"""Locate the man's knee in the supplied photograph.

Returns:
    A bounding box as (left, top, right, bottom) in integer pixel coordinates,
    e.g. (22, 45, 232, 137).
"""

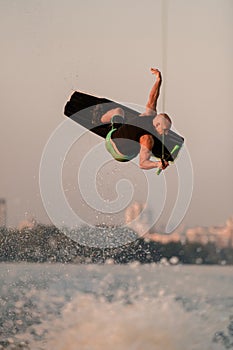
(114, 107, 124, 116)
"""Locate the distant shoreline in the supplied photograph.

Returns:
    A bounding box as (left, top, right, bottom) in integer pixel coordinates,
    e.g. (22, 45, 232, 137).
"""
(0, 225, 233, 265)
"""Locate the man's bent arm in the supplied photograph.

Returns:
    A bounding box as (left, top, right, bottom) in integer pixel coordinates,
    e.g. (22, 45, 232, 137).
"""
(139, 135, 168, 170)
(139, 148, 161, 170)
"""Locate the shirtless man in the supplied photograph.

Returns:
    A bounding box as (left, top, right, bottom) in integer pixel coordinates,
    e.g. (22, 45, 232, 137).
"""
(101, 68, 171, 170)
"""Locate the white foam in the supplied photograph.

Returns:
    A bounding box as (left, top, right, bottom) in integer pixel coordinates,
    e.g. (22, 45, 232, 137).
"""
(43, 293, 213, 350)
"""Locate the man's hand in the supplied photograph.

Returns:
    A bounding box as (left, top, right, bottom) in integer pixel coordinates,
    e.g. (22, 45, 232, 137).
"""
(150, 68, 161, 81)
(157, 160, 169, 170)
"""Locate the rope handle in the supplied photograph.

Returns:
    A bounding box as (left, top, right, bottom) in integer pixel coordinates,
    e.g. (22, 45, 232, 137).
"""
(156, 144, 180, 175)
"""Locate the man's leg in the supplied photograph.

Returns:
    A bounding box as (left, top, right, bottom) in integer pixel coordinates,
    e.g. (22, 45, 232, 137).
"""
(101, 107, 124, 123)
(140, 68, 162, 116)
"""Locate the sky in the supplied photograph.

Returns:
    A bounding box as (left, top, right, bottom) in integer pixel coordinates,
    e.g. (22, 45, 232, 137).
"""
(0, 0, 232, 229)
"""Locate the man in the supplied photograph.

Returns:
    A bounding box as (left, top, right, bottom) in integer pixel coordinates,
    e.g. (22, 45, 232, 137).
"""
(101, 68, 171, 170)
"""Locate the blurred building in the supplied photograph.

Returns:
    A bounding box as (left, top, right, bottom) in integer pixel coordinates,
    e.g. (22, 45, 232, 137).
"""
(145, 231, 181, 244)
(125, 201, 150, 236)
(18, 216, 37, 231)
(0, 198, 7, 227)
(185, 217, 233, 248)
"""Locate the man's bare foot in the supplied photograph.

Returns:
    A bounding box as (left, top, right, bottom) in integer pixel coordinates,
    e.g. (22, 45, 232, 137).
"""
(150, 68, 161, 80)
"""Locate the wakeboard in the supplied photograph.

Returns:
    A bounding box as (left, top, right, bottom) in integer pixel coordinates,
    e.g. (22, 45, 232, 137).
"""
(64, 91, 184, 161)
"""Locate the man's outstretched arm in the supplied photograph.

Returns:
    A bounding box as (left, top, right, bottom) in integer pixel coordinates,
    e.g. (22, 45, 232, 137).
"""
(142, 68, 162, 116)
(146, 68, 162, 112)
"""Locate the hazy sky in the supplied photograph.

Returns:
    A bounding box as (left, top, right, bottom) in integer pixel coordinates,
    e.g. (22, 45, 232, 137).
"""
(0, 0, 232, 228)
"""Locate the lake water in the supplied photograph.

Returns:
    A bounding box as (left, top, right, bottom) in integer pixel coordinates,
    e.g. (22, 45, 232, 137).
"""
(0, 263, 233, 350)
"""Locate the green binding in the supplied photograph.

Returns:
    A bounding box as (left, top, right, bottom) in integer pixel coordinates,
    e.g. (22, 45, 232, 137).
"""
(105, 128, 136, 162)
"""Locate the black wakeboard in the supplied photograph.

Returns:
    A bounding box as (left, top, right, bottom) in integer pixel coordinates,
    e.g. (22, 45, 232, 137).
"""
(64, 91, 184, 161)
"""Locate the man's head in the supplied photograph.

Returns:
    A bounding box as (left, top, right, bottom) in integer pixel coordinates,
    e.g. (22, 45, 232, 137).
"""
(153, 113, 172, 135)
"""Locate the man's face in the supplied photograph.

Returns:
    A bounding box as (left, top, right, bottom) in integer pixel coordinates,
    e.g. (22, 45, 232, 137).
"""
(153, 115, 171, 135)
